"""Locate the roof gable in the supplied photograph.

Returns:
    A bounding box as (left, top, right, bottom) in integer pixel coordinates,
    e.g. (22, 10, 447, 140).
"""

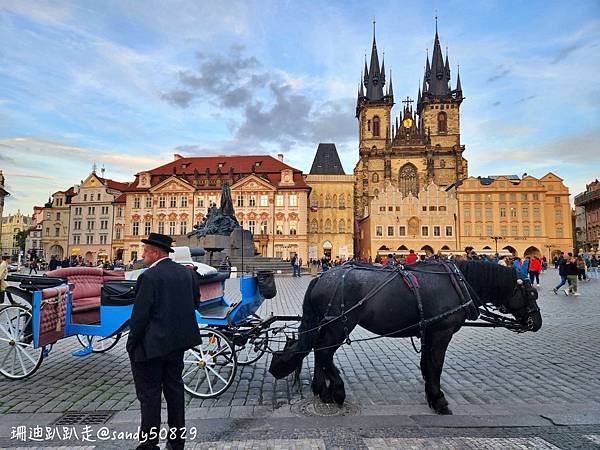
(230, 174, 276, 191)
(149, 175, 194, 193)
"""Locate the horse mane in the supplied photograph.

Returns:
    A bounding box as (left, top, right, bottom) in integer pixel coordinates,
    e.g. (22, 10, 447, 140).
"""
(454, 260, 517, 306)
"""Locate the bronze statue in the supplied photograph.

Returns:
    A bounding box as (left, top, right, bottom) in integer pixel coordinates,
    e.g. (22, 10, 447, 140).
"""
(190, 182, 240, 237)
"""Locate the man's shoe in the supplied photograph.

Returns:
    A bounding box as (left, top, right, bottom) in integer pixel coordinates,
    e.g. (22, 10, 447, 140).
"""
(564, 289, 570, 296)
(572, 292, 580, 296)
(552, 288, 558, 295)
(536, 284, 540, 287)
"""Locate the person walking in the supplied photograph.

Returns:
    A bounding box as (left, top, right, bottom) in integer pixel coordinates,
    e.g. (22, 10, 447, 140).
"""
(564, 255, 580, 296)
(28, 258, 38, 275)
(0, 256, 9, 304)
(553, 252, 570, 294)
(520, 256, 530, 280)
(405, 249, 418, 265)
(127, 233, 202, 450)
(576, 256, 587, 282)
(590, 255, 599, 279)
(528, 256, 542, 287)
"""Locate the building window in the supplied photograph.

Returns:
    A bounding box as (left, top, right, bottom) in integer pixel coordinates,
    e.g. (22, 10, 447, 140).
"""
(499, 207, 506, 218)
(260, 195, 269, 207)
(399, 163, 419, 197)
(533, 207, 540, 218)
(101, 220, 108, 230)
(132, 222, 139, 236)
(523, 225, 530, 236)
(499, 193, 506, 201)
(181, 196, 188, 207)
(339, 194, 346, 208)
(159, 196, 166, 208)
(398, 226, 406, 236)
(464, 224, 472, 235)
(180, 221, 187, 235)
(372, 173, 379, 183)
(522, 193, 528, 201)
(249, 195, 256, 207)
(324, 219, 332, 232)
(197, 197, 204, 208)
(83, 194, 87, 201)
(145, 196, 152, 208)
(258, 220, 267, 235)
(131, 251, 138, 261)
(500, 225, 507, 236)
(276, 221, 283, 235)
(170, 196, 177, 208)
(73, 235, 80, 244)
(158, 221, 164, 234)
(56, 212, 61, 221)
(486, 224, 494, 235)
(102, 206, 109, 215)
(510, 193, 516, 201)
(237, 195, 244, 207)
(168, 221, 176, 235)
(387, 226, 394, 237)
(55, 228, 60, 237)
(555, 209, 562, 220)
(445, 226, 453, 236)
(556, 227, 563, 238)
(510, 207, 517, 218)
(433, 226, 441, 237)
(474, 207, 482, 219)
(116, 207, 122, 218)
(339, 221, 346, 233)
(87, 220, 94, 230)
(115, 228, 121, 240)
(375, 225, 383, 237)
(208, 195, 217, 206)
(86, 235, 93, 244)
(289, 195, 298, 207)
(372, 115, 380, 137)
(289, 221, 297, 235)
(464, 208, 471, 218)
(133, 197, 140, 209)
(534, 224, 541, 236)
(511, 225, 518, 236)
(275, 195, 284, 207)
(100, 235, 107, 245)
(533, 193, 539, 200)
(437, 112, 447, 132)
(522, 207, 529, 218)
(248, 220, 256, 234)
(485, 208, 492, 220)
(88, 206, 95, 215)
(475, 224, 482, 236)
(325, 194, 332, 207)
(97, 193, 101, 201)
(144, 221, 151, 235)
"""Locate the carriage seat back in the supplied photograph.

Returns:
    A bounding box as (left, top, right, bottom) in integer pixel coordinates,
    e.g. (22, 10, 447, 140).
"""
(37, 285, 69, 347)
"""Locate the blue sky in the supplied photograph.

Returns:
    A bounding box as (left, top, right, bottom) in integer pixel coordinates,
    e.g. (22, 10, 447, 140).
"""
(1, 0, 599, 215)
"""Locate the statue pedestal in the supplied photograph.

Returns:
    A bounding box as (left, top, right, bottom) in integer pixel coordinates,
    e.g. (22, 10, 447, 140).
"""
(175, 227, 254, 265)
(229, 228, 254, 257)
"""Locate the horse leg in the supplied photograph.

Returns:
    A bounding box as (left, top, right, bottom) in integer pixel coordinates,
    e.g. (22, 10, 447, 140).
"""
(312, 326, 348, 405)
(323, 359, 345, 406)
(311, 359, 328, 399)
(421, 328, 454, 415)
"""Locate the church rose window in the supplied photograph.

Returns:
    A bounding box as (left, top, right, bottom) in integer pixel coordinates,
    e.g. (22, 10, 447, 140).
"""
(399, 163, 419, 198)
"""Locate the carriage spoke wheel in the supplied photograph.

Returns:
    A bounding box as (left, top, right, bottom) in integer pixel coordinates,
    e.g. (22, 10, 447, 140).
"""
(233, 330, 268, 366)
(76, 333, 121, 353)
(183, 328, 237, 398)
(0, 305, 43, 379)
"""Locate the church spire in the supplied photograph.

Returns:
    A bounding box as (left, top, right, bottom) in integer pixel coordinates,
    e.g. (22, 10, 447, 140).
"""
(388, 70, 394, 97)
(456, 65, 462, 94)
(363, 21, 385, 101)
(424, 20, 451, 97)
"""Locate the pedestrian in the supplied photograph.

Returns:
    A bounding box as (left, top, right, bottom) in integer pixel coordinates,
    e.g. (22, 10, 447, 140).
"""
(590, 255, 599, 279)
(290, 254, 299, 277)
(528, 256, 542, 287)
(0, 255, 9, 304)
(565, 255, 579, 296)
(127, 233, 202, 450)
(405, 249, 418, 265)
(220, 256, 232, 274)
(576, 256, 587, 282)
(386, 253, 396, 267)
(28, 258, 38, 275)
(498, 256, 507, 267)
(520, 256, 530, 280)
(553, 252, 570, 294)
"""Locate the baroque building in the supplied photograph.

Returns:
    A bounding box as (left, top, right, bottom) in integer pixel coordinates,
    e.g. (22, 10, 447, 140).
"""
(574, 179, 600, 251)
(1, 210, 32, 258)
(118, 154, 311, 264)
(41, 188, 75, 261)
(306, 144, 354, 260)
(455, 174, 573, 259)
(354, 25, 467, 252)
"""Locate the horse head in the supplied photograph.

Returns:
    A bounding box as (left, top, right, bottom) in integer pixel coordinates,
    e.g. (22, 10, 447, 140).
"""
(503, 277, 542, 332)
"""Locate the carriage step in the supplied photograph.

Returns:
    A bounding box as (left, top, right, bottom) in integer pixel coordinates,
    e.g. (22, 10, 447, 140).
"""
(72, 346, 93, 357)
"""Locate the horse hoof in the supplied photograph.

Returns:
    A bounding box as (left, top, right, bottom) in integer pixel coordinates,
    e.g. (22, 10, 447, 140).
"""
(436, 406, 453, 415)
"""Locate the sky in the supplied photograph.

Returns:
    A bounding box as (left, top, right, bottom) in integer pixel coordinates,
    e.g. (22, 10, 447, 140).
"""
(1, 0, 599, 216)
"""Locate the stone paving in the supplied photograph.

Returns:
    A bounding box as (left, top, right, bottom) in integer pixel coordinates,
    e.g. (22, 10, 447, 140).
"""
(1, 268, 599, 449)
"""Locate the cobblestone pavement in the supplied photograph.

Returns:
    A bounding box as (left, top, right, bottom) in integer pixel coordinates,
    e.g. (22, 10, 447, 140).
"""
(1, 268, 599, 449)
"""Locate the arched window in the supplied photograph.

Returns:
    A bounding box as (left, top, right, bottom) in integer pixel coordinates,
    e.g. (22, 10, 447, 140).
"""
(325, 194, 332, 207)
(338, 220, 346, 233)
(399, 163, 419, 197)
(332, 194, 337, 206)
(437, 112, 447, 133)
(310, 219, 318, 233)
(373, 116, 380, 137)
(339, 194, 345, 208)
(310, 195, 317, 208)
(372, 173, 379, 183)
(319, 194, 323, 207)
(324, 219, 332, 232)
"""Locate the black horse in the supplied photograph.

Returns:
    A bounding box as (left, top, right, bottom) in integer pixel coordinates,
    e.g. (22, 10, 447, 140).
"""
(269, 260, 542, 414)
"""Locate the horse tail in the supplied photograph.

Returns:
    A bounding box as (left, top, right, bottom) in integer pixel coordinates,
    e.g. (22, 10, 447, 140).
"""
(293, 276, 321, 382)
(268, 275, 321, 380)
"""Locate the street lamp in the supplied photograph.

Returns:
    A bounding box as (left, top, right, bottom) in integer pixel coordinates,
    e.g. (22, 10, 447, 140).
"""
(490, 235, 503, 254)
(544, 244, 552, 262)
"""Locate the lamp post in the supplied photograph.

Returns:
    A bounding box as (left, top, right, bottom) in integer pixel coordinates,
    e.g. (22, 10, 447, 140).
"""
(490, 235, 503, 254)
(544, 244, 552, 262)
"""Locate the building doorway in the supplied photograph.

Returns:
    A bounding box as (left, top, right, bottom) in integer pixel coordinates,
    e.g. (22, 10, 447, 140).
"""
(322, 240, 332, 259)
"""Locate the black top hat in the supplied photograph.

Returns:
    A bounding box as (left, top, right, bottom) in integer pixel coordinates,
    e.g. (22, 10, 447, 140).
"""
(141, 233, 175, 253)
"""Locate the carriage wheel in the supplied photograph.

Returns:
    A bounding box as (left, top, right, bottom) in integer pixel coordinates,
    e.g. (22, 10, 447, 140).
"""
(0, 305, 43, 379)
(183, 328, 237, 398)
(233, 330, 268, 365)
(76, 333, 121, 353)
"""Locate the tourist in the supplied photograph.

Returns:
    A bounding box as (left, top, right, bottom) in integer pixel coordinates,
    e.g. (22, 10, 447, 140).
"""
(565, 255, 579, 296)
(528, 256, 542, 287)
(589, 255, 599, 279)
(553, 252, 570, 294)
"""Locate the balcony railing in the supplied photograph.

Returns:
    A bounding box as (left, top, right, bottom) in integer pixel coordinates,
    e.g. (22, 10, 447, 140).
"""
(575, 189, 600, 206)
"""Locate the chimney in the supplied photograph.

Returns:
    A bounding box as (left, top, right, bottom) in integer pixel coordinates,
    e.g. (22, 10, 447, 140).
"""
(277, 153, 284, 162)
(174, 153, 183, 161)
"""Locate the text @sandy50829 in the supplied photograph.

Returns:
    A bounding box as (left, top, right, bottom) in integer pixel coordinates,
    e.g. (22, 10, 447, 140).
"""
(11, 425, 199, 443)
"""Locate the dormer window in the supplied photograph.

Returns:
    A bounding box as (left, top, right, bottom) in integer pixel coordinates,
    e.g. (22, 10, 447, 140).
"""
(255, 161, 261, 167)
(218, 162, 224, 169)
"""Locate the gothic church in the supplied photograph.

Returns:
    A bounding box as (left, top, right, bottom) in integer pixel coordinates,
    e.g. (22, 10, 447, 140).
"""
(354, 24, 468, 224)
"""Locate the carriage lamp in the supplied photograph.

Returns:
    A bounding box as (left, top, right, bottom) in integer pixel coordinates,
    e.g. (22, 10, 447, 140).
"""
(489, 236, 503, 254)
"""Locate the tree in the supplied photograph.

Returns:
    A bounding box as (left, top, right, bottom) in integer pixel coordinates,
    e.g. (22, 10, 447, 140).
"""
(15, 230, 28, 253)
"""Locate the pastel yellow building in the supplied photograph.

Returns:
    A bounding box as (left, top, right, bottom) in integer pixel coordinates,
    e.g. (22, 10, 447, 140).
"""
(359, 181, 458, 259)
(455, 174, 573, 258)
(306, 144, 354, 260)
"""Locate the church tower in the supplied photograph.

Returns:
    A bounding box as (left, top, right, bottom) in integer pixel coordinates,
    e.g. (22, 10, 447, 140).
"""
(354, 24, 394, 220)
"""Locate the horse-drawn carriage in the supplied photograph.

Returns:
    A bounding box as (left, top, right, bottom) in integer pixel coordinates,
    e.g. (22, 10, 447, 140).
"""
(0, 247, 292, 399)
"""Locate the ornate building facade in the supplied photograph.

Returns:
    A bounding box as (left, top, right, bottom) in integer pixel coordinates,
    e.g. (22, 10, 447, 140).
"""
(1, 210, 32, 258)
(40, 188, 75, 261)
(574, 179, 600, 251)
(118, 154, 311, 264)
(354, 26, 467, 257)
(306, 144, 354, 260)
(455, 174, 573, 258)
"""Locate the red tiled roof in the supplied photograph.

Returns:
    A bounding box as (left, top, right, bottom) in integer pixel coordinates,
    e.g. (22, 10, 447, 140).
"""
(114, 193, 127, 203)
(98, 177, 131, 192)
(132, 155, 310, 190)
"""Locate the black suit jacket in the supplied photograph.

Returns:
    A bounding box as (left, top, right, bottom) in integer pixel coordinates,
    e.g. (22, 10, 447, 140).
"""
(126, 258, 201, 362)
